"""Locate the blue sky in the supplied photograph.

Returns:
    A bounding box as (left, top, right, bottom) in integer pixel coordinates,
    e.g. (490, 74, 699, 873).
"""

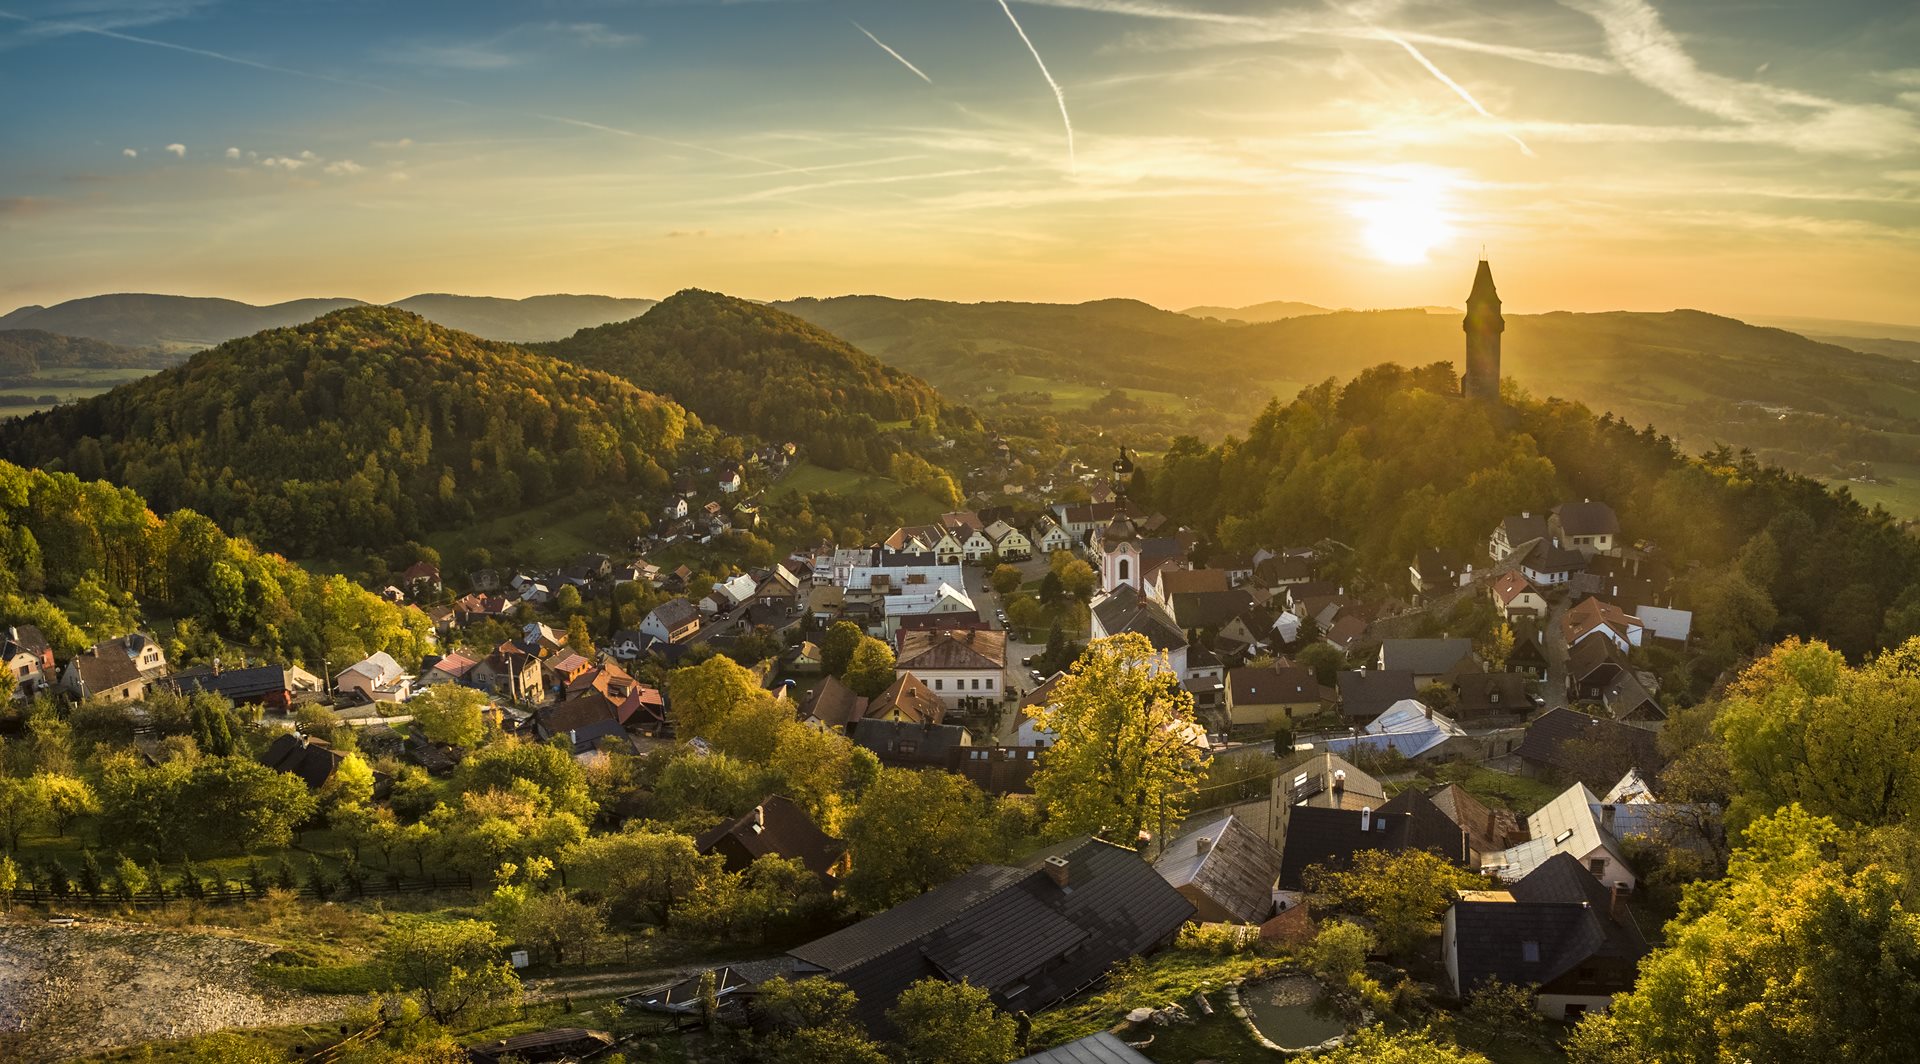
(3, 0, 1918, 322)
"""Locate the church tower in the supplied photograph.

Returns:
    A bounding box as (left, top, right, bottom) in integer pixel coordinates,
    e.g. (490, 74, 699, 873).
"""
(1462, 259, 1503, 400)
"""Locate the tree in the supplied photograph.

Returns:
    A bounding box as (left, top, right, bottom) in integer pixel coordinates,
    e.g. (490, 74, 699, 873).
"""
(844, 768, 998, 911)
(378, 917, 522, 1024)
(320, 753, 376, 818)
(1056, 558, 1097, 602)
(553, 584, 583, 614)
(111, 853, 150, 900)
(1038, 569, 1065, 606)
(888, 978, 1018, 1064)
(1479, 623, 1516, 672)
(990, 565, 1023, 596)
(1305, 919, 1375, 987)
(843, 637, 897, 699)
(409, 684, 489, 749)
(1305, 848, 1486, 957)
(1574, 805, 1920, 1063)
(1294, 642, 1346, 686)
(564, 612, 595, 657)
(1027, 634, 1205, 845)
(1463, 979, 1537, 1044)
(562, 829, 723, 925)
(455, 739, 595, 822)
(667, 654, 766, 741)
(756, 977, 888, 1064)
(181, 756, 317, 853)
(0, 777, 46, 851)
(820, 621, 864, 677)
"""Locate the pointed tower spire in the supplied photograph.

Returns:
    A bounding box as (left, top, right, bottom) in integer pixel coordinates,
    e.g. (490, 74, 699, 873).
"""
(1461, 260, 1504, 401)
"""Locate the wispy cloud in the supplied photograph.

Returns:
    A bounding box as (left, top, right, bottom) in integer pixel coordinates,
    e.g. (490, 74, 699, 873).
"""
(165, 142, 185, 157)
(853, 22, 932, 84)
(996, 0, 1076, 171)
(1373, 29, 1533, 156)
(120, 147, 137, 158)
(374, 19, 643, 71)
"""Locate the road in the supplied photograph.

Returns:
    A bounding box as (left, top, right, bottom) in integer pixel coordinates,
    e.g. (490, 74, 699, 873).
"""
(961, 558, 1051, 744)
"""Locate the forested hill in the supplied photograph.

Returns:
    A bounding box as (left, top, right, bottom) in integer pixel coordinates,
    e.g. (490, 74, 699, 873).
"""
(1138, 362, 1920, 690)
(0, 329, 173, 375)
(386, 293, 658, 342)
(0, 293, 366, 348)
(0, 307, 700, 557)
(543, 289, 973, 471)
(777, 295, 1920, 481)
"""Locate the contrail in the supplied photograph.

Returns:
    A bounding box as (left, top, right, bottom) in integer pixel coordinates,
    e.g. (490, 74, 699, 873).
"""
(995, 0, 1076, 171)
(853, 22, 932, 84)
(1377, 28, 1534, 156)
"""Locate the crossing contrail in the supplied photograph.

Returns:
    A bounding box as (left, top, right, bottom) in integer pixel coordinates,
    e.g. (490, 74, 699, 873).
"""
(995, 0, 1076, 171)
(853, 22, 932, 84)
(1378, 28, 1534, 156)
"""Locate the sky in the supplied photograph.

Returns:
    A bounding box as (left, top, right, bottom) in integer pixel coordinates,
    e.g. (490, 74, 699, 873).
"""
(2, 0, 1918, 323)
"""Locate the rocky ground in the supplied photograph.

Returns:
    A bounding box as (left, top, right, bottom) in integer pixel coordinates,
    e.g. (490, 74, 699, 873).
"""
(0, 916, 354, 1062)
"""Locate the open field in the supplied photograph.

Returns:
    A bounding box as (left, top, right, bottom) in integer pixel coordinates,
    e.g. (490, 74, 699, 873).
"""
(1824, 462, 1920, 520)
(0, 367, 153, 418)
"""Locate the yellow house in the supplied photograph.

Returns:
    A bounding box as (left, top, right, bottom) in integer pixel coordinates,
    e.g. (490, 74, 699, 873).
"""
(1226, 664, 1324, 729)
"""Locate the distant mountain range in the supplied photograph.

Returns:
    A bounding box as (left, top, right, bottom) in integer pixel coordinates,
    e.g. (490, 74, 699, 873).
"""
(0, 292, 659, 348)
(1179, 299, 1332, 323)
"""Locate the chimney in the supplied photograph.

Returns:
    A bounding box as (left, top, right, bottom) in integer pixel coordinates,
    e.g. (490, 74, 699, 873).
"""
(1424, 703, 1433, 721)
(1601, 804, 1616, 831)
(1609, 882, 1625, 920)
(1333, 768, 1347, 792)
(752, 805, 766, 832)
(1044, 855, 1071, 888)
(1196, 835, 1213, 855)
(1360, 806, 1372, 832)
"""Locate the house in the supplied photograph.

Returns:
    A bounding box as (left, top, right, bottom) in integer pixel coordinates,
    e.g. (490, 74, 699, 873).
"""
(1444, 852, 1648, 1020)
(950, 743, 1044, 796)
(694, 795, 845, 882)
(880, 581, 976, 637)
(1516, 708, 1664, 781)
(786, 836, 1195, 1033)
(1377, 639, 1476, 686)
(640, 598, 703, 645)
(864, 672, 946, 726)
(1014, 1033, 1156, 1064)
(1509, 627, 1550, 681)
(800, 674, 868, 731)
(715, 572, 758, 608)
(399, 560, 441, 597)
(787, 640, 824, 674)
(1090, 584, 1188, 677)
(718, 465, 743, 493)
(984, 520, 1033, 560)
(157, 664, 322, 710)
(1155, 813, 1283, 924)
(1600, 669, 1665, 723)
(454, 593, 513, 626)
(1479, 782, 1637, 891)
(1563, 597, 1643, 653)
(415, 651, 481, 689)
(468, 1029, 615, 1064)
(3, 624, 56, 699)
(1257, 553, 1317, 590)
(61, 633, 168, 703)
(1566, 638, 1629, 702)
(470, 642, 543, 703)
(663, 495, 691, 521)
(1410, 547, 1472, 595)
(1276, 800, 1468, 898)
(1335, 669, 1418, 724)
(1489, 512, 1549, 562)
(1637, 605, 1693, 644)
(1519, 542, 1587, 587)
(537, 687, 644, 757)
(1030, 515, 1074, 556)
(1450, 672, 1532, 720)
(542, 650, 594, 694)
(941, 512, 996, 563)
(1270, 751, 1388, 852)
(1324, 699, 1467, 762)
(851, 718, 973, 769)
(1428, 783, 1522, 863)
(1489, 572, 1548, 622)
(1168, 589, 1254, 633)
(334, 652, 410, 704)
(1550, 500, 1620, 557)
(1148, 567, 1231, 605)
(1225, 664, 1323, 730)
(894, 629, 1006, 706)
(259, 732, 358, 791)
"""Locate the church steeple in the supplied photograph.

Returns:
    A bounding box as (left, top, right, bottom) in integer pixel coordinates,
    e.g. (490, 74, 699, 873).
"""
(1462, 259, 1504, 401)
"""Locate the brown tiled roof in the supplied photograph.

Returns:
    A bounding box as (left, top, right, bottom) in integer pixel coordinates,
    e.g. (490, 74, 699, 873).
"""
(896, 628, 1007, 670)
(1157, 568, 1231, 596)
(868, 672, 946, 725)
(802, 675, 867, 728)
(1229, 664, 1321, 706)
(695, 794, 845, 880)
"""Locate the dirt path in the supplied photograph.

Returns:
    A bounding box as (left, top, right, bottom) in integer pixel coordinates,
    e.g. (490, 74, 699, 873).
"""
(0, 917, 356, 1063)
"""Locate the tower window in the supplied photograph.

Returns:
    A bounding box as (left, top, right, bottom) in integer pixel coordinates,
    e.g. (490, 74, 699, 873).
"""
(1118, 558, 1130, 582)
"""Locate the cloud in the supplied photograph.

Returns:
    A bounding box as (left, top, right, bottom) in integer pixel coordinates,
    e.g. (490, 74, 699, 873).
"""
(996, 0, 1076, 171)
(0, 195, 60, 217)
(323, 159, 365, 176)
(165, 142, 185, 157)
(547, 22, 643, 48)
(372, 137, 414, 149)
(853, 22, 932, 84)
(375, 19, 643, 70)
(121, 147, 137, 158)
(224, 146, 240, 159)
(1373, 30, 1532, 156)
(667, 229, 712, 239)
(259, 155, 305, 170)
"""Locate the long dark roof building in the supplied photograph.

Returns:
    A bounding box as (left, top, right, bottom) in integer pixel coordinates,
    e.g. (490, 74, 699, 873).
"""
(1445, 852, 1648, 1009)
(787, 836, 1194, 1032)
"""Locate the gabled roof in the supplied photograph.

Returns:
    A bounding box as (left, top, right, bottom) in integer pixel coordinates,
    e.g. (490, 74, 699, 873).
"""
(801, 674, 867, 728)
(1155, 813, 1282, 924)
(1520, 541, 1588, 575)
(788, 836, 1194, 1032)
(1092, 585, 1186, 653)
(647, 597, 702, 632)
(1279, 752, 1386, 811)
(1156, 568, 1231, 597)
(1564, 596, 1641, 645)
(1516, 708, 1662, 778)
(868, 672, 946, 725)
(158, 664, 308, 703)
(1169, 589, 1254, 631)
(1229, 664, 1321, 706)
(1452, 672, 1531, 716)
(1277, 804, 1411, 890)
(1013, 1032, 1156, 1064)
(1496, 513, 1549, 547)
(694, 794, 845, 879)
(1553, 500, 1620, 537)
(1567, 636, 1629, 682)
(1336, 699, 1465, 758)
(1378, 638, 1474, 676)
(896, 628, 1007, 671)
(1490, 571, 1537, 606)
(1601, 670, 1665, 722)
(260, 732, 349, 790)
(1336, 669, 1417, 720)
(851, 719, 972, 766)
(1483, 782, 1628, 882)
(1451, 853, 1646, 994)
(1427, 783, 1516, 858)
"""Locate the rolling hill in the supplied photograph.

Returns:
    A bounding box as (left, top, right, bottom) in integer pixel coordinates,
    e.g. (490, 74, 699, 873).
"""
(543, 289, 971, 472)
(0, 329, 170, 375)
(1, 291, 662, 349)
(1179, 299, 1331, 322)
(0, 306, 704, 557)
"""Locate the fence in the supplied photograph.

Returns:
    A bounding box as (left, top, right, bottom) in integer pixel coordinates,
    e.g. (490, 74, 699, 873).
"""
(2, 870, 475, 909)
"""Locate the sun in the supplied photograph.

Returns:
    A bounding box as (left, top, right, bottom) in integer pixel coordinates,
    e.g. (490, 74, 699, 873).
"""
(1349, 174, 1457, 266)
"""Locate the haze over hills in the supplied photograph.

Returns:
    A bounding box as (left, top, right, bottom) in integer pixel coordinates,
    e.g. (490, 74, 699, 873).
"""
(1179, 299, 1332, 323)
(0, 291, 661, 349)
(0, 329, 170, 374)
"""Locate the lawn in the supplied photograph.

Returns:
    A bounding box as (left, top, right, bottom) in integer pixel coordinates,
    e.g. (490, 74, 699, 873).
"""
(1425, 763, 1565, 818)
(1826, 461, 1920, 520)
(768, 460, 949, 521)
(1029, 945, 1286, 1049)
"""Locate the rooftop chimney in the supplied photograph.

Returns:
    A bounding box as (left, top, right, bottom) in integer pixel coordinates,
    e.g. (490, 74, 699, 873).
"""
(1333, 768, 1347, 791)
(1609, 882, 1625, 920)
(752, 805, 766, 832)
(1196, 835, 1213, 855)
(1601, 804, 1616, 831)
(1360, 806, 1372, 832)
(1044, 855, 1071, 888)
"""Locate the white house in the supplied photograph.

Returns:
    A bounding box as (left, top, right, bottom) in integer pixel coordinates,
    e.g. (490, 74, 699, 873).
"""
(984, 520, 1032, 561)
(880, 582, 977, 636)
(1030, 515, 1074, 556)
(335, 651, 411, 704)
(640, 598, 703, 644)
(1322, 699, 1466, 761)
(1479, 782, 1637, 892)
(895, 628, 1007, 706)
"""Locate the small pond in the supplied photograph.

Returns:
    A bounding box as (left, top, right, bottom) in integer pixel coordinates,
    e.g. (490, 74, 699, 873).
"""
(1242, 974, 1348, 1050)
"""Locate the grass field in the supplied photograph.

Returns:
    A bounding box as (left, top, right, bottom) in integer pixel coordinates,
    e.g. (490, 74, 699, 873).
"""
(769, 461, 949, 521)
(0, 366, 153, 418)
(1824, 461, 1920, 519)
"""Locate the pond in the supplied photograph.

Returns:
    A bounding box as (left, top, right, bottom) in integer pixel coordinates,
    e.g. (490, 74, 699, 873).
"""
(1241, 974, 1348, 1051)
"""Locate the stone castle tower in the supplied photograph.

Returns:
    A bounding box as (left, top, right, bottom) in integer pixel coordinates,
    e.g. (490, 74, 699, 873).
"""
(1462, 259, 1503, 400)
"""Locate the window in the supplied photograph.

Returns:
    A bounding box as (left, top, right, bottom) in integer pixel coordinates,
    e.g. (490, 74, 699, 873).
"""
(933, 679, 943, 690)
(986, 678, 995, 690)
(1521, 941, 1540, 963)
(1588, 858, 1607, 876)
(1554, 828, 1575, 844)
(971, 678, 981, 690)
(1118, 558, 1130, 582)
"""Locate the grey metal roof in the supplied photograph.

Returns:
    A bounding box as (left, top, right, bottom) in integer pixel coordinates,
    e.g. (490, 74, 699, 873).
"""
(1379, 638, 1475, 676)
(1014, 1032, 1156, 1064)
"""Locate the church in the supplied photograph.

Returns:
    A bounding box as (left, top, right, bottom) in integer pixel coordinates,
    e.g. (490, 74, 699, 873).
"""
(1461, 259, 1503, 401)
